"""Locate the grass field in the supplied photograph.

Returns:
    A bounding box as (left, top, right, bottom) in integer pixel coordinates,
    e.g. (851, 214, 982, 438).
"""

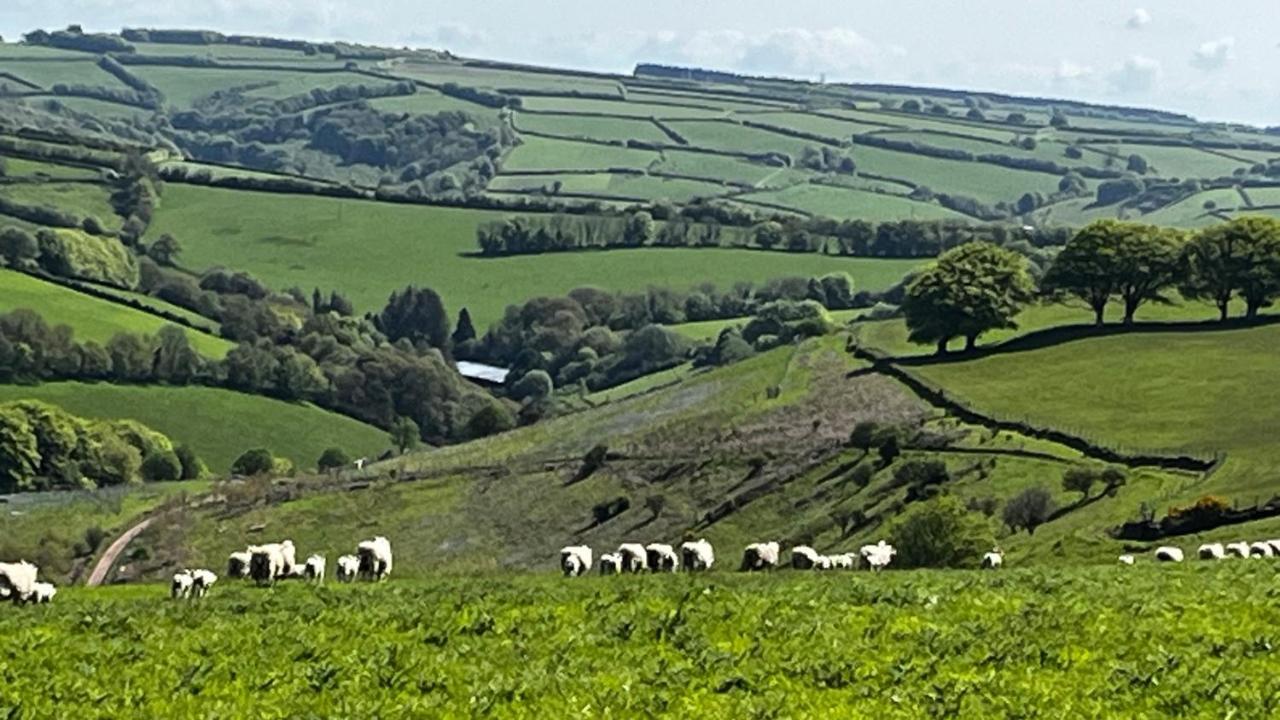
(663, 119, 815, 157)
(514, 112, 670, 144)
(848, 144, 1065, 203)
(128, 66, 372, 107)
(738, 183, 971, 221)
(1, 155, 101, 179)
(650, 150, 782, 185)
(501, 135, 660, 172)
(145, 185, 922, 328)
(0, 269, 233, 356)
(0, 59, 121, 89)
(0, 382, 390, 473)
(0, 181, 120, 229)
(6, 566, 1280, 717)
(517, 96, 722, 119)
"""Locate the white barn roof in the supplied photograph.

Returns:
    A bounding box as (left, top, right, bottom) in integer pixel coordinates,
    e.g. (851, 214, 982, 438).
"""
(456, 361, 510, 385)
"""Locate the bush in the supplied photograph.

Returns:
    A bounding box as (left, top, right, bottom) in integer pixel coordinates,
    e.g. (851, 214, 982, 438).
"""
(231, 448, 274, 477)
(1003, 486, 1055, 535)
(174, 444, 204, 480)
(140, 450, 182, 482)
(887, 495, 996, 568)
(1167, 495, 1230, 521)
(317, 447, 351, 471)
(510, 369, 554, 402)
(464, 400, 516, 439)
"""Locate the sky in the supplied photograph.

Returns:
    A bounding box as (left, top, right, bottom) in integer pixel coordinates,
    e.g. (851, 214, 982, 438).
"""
(4, 0, 1277, 126)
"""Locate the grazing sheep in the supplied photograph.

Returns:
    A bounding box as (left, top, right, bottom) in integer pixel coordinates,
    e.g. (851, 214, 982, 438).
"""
(227, 551, 252, 579)
(1249, 542, 1274, 558)
(304, 555, 326, 583)
(1267, 540, 1280, 555)
(830, 553, 858, 570)
(1197, 543, 1226, 560)
(559, 546, 593, 577)
(191, 569, 218, 598)
(335, 555, 360, 583)
(1118, 554, 1135, 565)
(860, 541, 896, 571)
(617, 543, 648, 574)
(279, 540, 298, 576)
(790, 545, 821, 570)
(31, 581, 56, 604)
(645, 543, 679, 573)
(740, 542, 781, 572)
(171, 571, 194, 600)
(599, 553, 623, 575)
(248, 544, 286, 586)
(1225, 541, 1252, 559)
(815, 556, 834, 571)
(357, 537, 393, 581)
(0, 561, 39, 604)
(680, 539, 715, 572)
(1154, 546, 1184, 562)
(981, 548, 1004, 569)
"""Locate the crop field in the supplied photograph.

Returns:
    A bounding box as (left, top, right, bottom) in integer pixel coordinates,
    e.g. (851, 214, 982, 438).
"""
(0, 181, 120, 229)
(500, 135, 660, 172)
(738, 183, 969, 221)
(147, 184, 921, 327)
(5, 567, 1280, 717)
(0, 382, 389, 473)
(0, 269, 233, 356)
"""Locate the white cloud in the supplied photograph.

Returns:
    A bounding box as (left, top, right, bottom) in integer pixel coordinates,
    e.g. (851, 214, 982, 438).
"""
(1191, 37, 1235, 71)
(1108, 55, 1161, 94)
(1126, 8, 1152, 30)
(405, 24, 490, 52)
(633, 27, 904, 78)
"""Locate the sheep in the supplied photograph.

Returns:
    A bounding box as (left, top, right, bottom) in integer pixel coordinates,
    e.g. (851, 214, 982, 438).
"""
(599, 553, 623, 575)
(815, 555, 834, 571)
(559, 546, 593, 577)
(830, 553, 858, 570)
(227, 551, 252, 579)
(248, 544, 286, 586)
(680, 539, 715, 571)
(739, 542, 780, 572)
(357, 536, 393, 581)
(617, 543, 648, 574)
(1118, 554, 1135, 565)
(645, 543, 679, 573)
(171, 571, 194, 600)
(1197, 543, 1226, 560)
(1225, 541, 1252, 558)
(304, 555, 326, 583)
(279, 540, 298, 576)
(335, 555, 360, 583)
(191, 569, 218, 598)
(790, 545, 821, 570)
(1249, 542, 1274, 558)
(860, 541, 896, 571)
(1154, 546, 1184, 562)
(0, 561, 39, 604)
(1268, 540, 1280, 555)
(981, 548, 1004, 569)
(31, 581, 56, 604)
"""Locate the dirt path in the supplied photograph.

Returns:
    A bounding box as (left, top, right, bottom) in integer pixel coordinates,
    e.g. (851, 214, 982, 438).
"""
(86, 517, 154, 587)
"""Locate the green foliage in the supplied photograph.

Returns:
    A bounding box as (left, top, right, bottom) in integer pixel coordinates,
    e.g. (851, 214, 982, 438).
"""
(317, 446, 352, 471)
(377, 286, 451, 351)
(510, 369, 554, 402)
(1061, 467, 1098, 499)
(1182, 216, 1280, 319)
(391, 416, 420, 454)
(230, 448, 274, 476)
(1003, 486, 1055, 535)
(1044, 220, 1186, 325)
(174, 443, 204, 480)
(903, 242, 1034, 353)
(887, 495, 995, 568)
(140, 450, 182, 482)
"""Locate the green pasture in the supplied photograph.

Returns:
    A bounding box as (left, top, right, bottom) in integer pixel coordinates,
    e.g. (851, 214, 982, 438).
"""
(0, 59, 120, 89)
(849, 143, 1065, 203)
(128, 66, 371, 107)
(649, 150, 781, 185)
(1, 154, 101, 179)
(0, 181, 120, 229)
(514, 112, 670, 144)
(518, 96, 724, 119)
(737, 183, 970, 221)
(662, 119, 815, 157)
(501, 135, 660, 172)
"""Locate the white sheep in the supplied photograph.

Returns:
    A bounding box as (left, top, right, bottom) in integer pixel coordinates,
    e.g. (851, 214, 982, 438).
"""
(1249, 542, 1274, 558)
(1225, 541, 1252, 558)
(981, 548, 1004, 569)
(171, 571, 194, 599)
(335, 555, 360, 583)
(191, 569, 218, 598)
(679, 539, 715, 571)
(1267, 540, 1280, 555)
(599, 552, 623, 575)
(617, 543, 648, 574)
(559, 546, 593, 577)
(279, 540, 298, 576)
(32, 581, 56, 604)
(304, 555, 327, 583)
(860, 541, 896, 571)
(248, 544, 286, 586)
(357, 536, 393, 581)
(645, 543, 679, 573)
(830, 553, 858, 570)
(1197, 543, 1226, 560)
(790, 545, 821, 570)
(1118, 554, 1135, 565)
(0, 561, 39, 604)
(227, 551, 252, 578)
(815, 555, 834, 571)
(740, 542, 780, 572)
(1154, 546, 1184, 562)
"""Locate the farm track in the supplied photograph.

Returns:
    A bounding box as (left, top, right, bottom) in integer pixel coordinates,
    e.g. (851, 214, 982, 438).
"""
(86, 516, 155, 586)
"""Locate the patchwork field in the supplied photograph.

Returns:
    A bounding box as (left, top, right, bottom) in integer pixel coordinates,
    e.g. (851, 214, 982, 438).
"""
(738, 183, 969, 220)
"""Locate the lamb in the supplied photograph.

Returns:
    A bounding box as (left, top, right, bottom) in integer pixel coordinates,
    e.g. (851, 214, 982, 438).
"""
(860, 541, 896, 571)
(740, 541, 780, 572)
(1154, 546, 1184, 562)
(1225, 541, 1252, 558)
(617, 543, 648, 574)
(0, 561, 39, 604)
(1118, 554, 1135, 565)
(31, 581, 56, 604)
(1249, 542, 1274, 558)
(357, 536, 393, 581)
(830, 553, 858, 570)
(1197, 543, 1226, 560)
(335, 555, 360, 583)
(227, 551, 252, 579)
(304, 555, 327, 583)
(599, 552, 623, 575)
(248, 544, 286, 586)
(645, 543, 679, 573)
(559, 545, 593, 577)
(171, 571, 194, 600)
(790, 545, 821, 571)
(981, 548, 1004, 569)
(680, 539, 715, 571)
(191, 569, 218, 598)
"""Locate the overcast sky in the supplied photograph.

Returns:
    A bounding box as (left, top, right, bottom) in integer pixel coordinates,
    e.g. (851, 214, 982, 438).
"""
(5, 0, 1277, 125)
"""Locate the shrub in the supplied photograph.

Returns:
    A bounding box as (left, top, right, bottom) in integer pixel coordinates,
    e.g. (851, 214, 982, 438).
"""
(511, 369, 554, 402)
(140, 450, 182, 482)
(174, 444, 204, 480)
(1061, 467, 1098, 499)
(464, 400, 516, 439)
(317, 447, 351, 471)
(887, 495, 996, 568)
(231, 448, 274, 477)
(1167, 495, 1230, 521)
(1003, 486, 1055, 535)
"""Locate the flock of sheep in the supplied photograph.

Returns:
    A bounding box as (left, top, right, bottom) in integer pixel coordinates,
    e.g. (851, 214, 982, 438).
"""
(0, 561, 57, 605)
(560, 539, 911, 575)
(1132, 540, 1280, 564)
(176, 536, 394, 599)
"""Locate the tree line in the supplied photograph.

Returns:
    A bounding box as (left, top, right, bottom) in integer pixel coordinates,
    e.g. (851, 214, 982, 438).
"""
(901, 216, 1280, 353)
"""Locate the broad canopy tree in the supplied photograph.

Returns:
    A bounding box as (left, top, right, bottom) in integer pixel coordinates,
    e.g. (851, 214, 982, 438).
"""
(1182, 216, 1280, 320)
(1042, 220, 1185, 325)
(902, 242, 1035, 354)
